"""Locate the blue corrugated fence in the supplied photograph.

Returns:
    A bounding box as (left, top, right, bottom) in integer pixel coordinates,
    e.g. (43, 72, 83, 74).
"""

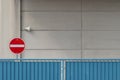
(66, 62, 120, 80)
(0, 59, 120, 80)
(0, 61, 61, 80)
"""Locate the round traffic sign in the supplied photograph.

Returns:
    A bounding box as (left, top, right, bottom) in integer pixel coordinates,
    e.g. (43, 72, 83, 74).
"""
(9, 38, 25, 54)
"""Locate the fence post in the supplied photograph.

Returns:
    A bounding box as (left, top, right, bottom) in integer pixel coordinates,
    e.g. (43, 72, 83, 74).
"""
(61, 60, 66, 80)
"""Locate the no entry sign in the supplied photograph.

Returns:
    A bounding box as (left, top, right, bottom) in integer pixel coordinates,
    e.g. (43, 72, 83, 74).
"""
(9, 38, 25, 54)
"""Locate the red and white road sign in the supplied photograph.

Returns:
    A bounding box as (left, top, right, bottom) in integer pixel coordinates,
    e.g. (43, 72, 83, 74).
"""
(9, 38, 25, 54)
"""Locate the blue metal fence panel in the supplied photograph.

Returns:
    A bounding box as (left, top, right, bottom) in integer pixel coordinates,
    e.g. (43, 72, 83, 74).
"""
(1, 59, 120, 80)
(66, 62, 120, 80)
(0, 62, 61, 80)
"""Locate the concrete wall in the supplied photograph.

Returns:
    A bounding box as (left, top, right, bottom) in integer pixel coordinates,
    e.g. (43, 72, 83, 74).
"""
(0, 0, 20, 58)
(22, 0, 120, 59)
(82, 0, 120, 58)
(0, 0, 120, 59)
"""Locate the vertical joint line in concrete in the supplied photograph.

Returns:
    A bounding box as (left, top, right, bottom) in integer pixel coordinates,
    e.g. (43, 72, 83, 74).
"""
(20, 0, 23, 59)
(81, 0, 83, 58)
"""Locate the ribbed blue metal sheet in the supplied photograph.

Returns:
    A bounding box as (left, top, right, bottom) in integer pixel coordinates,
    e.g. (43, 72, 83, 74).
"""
(0, 62, 61, 80)
(66, 62, 120, 80)
(1, 59, 120, 80)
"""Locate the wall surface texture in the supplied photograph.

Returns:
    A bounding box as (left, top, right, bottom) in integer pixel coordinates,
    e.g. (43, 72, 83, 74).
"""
(21, 0, 120, 59)
(1, 0, 120, 58)
(0, 0, 20, 58)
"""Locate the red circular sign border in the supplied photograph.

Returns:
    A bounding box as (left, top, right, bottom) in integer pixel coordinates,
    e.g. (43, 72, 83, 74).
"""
(9, 38, 25, 54)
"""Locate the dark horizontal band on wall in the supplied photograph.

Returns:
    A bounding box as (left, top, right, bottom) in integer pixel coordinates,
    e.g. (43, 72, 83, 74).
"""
(21, 10, 120, 12)
(25, 49, 81, 50)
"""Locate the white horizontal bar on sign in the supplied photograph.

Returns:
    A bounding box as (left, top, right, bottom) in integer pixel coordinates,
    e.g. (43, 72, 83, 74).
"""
(10, 44, 25, 48)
